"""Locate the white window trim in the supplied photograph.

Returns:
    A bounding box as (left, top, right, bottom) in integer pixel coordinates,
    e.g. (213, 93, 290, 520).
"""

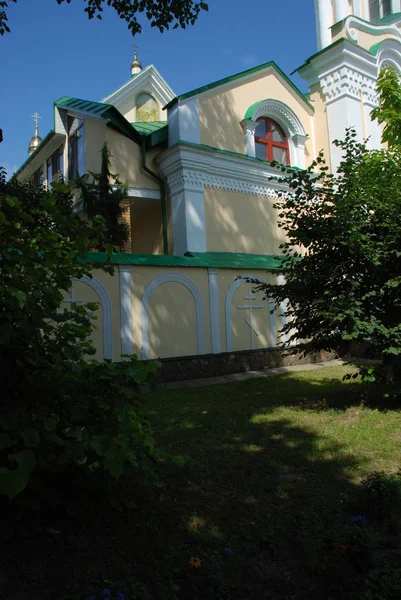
(241, 100, 308, 169)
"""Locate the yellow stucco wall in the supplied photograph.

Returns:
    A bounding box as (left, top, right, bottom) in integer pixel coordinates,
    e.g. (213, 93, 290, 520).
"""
(131, 267, 211, 359)
(106, 128, 160, 190)
(216, 269, 283, 353)
(60, 265, 288, 362)
(131, 205, 163, 254)
(199, 69, 314, 164)
(204, 188, 286, 254)
(85, 120, 107, 174)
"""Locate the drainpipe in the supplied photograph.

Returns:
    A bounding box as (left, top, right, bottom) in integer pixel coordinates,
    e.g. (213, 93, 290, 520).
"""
(141, 140, 168, 255)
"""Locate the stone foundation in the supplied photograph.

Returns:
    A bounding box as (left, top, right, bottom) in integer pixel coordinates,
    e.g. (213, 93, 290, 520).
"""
(150, 347, 337, 383)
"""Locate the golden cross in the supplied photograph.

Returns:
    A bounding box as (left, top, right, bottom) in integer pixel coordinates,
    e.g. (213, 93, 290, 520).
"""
(32, 112, 41, 127)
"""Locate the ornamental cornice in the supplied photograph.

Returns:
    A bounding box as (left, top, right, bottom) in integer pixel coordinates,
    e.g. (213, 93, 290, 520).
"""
(157, 145, 285, 198)
(320, 65, 378, 105)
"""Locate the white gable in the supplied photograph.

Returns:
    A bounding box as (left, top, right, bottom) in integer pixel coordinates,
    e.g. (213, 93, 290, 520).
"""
(102, 65, 175, 122)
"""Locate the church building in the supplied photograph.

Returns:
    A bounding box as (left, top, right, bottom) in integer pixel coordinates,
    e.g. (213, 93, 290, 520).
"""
(14, 0, 401, 363)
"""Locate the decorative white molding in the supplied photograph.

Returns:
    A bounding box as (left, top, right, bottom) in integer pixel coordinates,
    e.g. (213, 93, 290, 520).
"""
(376, 40, 401, 74)
(345, 14, 401, 45)
(119, 265, 133, 358)
(225, 275, 276, 352)
(73, 275, 113, 360)
(158, 143, 286, 200)
(251, 99, 306, 138)
(208, 268, 221, 354)
(102, 65, 175, 113)
(240, 119, 258, 157)
(141, 273, 205, 360)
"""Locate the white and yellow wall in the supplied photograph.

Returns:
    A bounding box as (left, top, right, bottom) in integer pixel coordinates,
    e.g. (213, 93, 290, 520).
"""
(65, 264, 286, 361)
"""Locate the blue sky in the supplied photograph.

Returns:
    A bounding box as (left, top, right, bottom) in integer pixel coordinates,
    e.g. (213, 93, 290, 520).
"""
(0, 0, 318, 176)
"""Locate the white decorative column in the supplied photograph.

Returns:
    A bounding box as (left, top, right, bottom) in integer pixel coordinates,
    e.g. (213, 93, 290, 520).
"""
(208, 268, 221, 354)
(291, 133, 308, 169)
(119, 265, 133, 357)
(240, 119, 258, 157)
(315, 0, 334, 50)
(334, 0, 349, 22)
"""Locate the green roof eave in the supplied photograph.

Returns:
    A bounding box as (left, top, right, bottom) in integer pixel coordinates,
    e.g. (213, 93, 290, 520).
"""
(11, 130, 56, 181)
(164, 61, 313, 112)
(293, 38, 363, 75)
(80, 251, 286, 270)
(54, 96, 142, 145)
(130, 120, 168, 147)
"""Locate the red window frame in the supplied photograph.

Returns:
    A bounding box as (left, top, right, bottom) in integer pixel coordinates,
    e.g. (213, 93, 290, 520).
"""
(255, 117, 290, 164)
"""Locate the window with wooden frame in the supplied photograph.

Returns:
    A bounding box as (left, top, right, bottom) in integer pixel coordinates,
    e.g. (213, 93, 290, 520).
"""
(255, 117, 290, 164)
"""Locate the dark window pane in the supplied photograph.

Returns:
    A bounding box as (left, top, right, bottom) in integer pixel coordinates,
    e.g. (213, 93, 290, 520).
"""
(255, 119, 267, 138)
(256, 142, 267, 159)
(383, 0, 392, 17)
(58, 145, 64, 179)
(47, 156, 53, 185)
(369, 0, 381, 22)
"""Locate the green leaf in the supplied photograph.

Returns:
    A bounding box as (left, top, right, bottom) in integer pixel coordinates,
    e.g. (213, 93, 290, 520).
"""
(0, 450, 36, 499)
(0, 322, 12, 344)
(44, 414, 60, 431)
(20, 427, 40, 448)
(104, 453, 125, 479)
(12, 290, 27, 308)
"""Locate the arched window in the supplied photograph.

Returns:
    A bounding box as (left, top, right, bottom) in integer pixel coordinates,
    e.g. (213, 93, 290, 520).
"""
(136, 92, 158, 122)
(254, 117, 290, 164)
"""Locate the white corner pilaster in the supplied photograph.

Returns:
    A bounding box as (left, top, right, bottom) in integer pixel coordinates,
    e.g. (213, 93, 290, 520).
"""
(168, 97, 200, 146)
(119, 265, 133, 358)
(208, 268, 220, 354)
(240, 119, 258, 157)
(315, 0, 334, 49)
(170, 186, 206, 255)
(334, 0, 349, 23)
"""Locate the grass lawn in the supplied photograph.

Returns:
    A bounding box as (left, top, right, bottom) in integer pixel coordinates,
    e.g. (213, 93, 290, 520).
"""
(5, 365, 401, 599)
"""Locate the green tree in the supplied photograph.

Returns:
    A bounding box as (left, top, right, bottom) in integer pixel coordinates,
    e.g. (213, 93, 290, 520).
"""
(80, 142, 129, 251)
(251, 68, 401, 385)
(0, 171, 159, 509)
(0, 0, 208, 35)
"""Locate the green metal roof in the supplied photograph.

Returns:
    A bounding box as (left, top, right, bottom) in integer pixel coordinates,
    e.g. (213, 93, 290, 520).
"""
(82, 251, 285, 270)
(54, 96, 142, 144)
(12, 130, 56, 180)
(131, 121, 168, 147)
(165, 61, 313, 112)
(131, 121, 167, 135)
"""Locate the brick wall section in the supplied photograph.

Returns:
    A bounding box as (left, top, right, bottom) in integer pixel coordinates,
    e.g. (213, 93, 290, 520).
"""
(147, 347, 337, 383)
(119, 200, 132, 252)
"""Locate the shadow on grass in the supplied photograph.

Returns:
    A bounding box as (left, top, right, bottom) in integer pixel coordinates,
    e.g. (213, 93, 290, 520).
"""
(2, 372, 400, 600)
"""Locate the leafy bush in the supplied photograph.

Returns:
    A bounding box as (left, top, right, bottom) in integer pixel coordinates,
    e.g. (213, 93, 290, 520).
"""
(0, 169, 160, 512)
